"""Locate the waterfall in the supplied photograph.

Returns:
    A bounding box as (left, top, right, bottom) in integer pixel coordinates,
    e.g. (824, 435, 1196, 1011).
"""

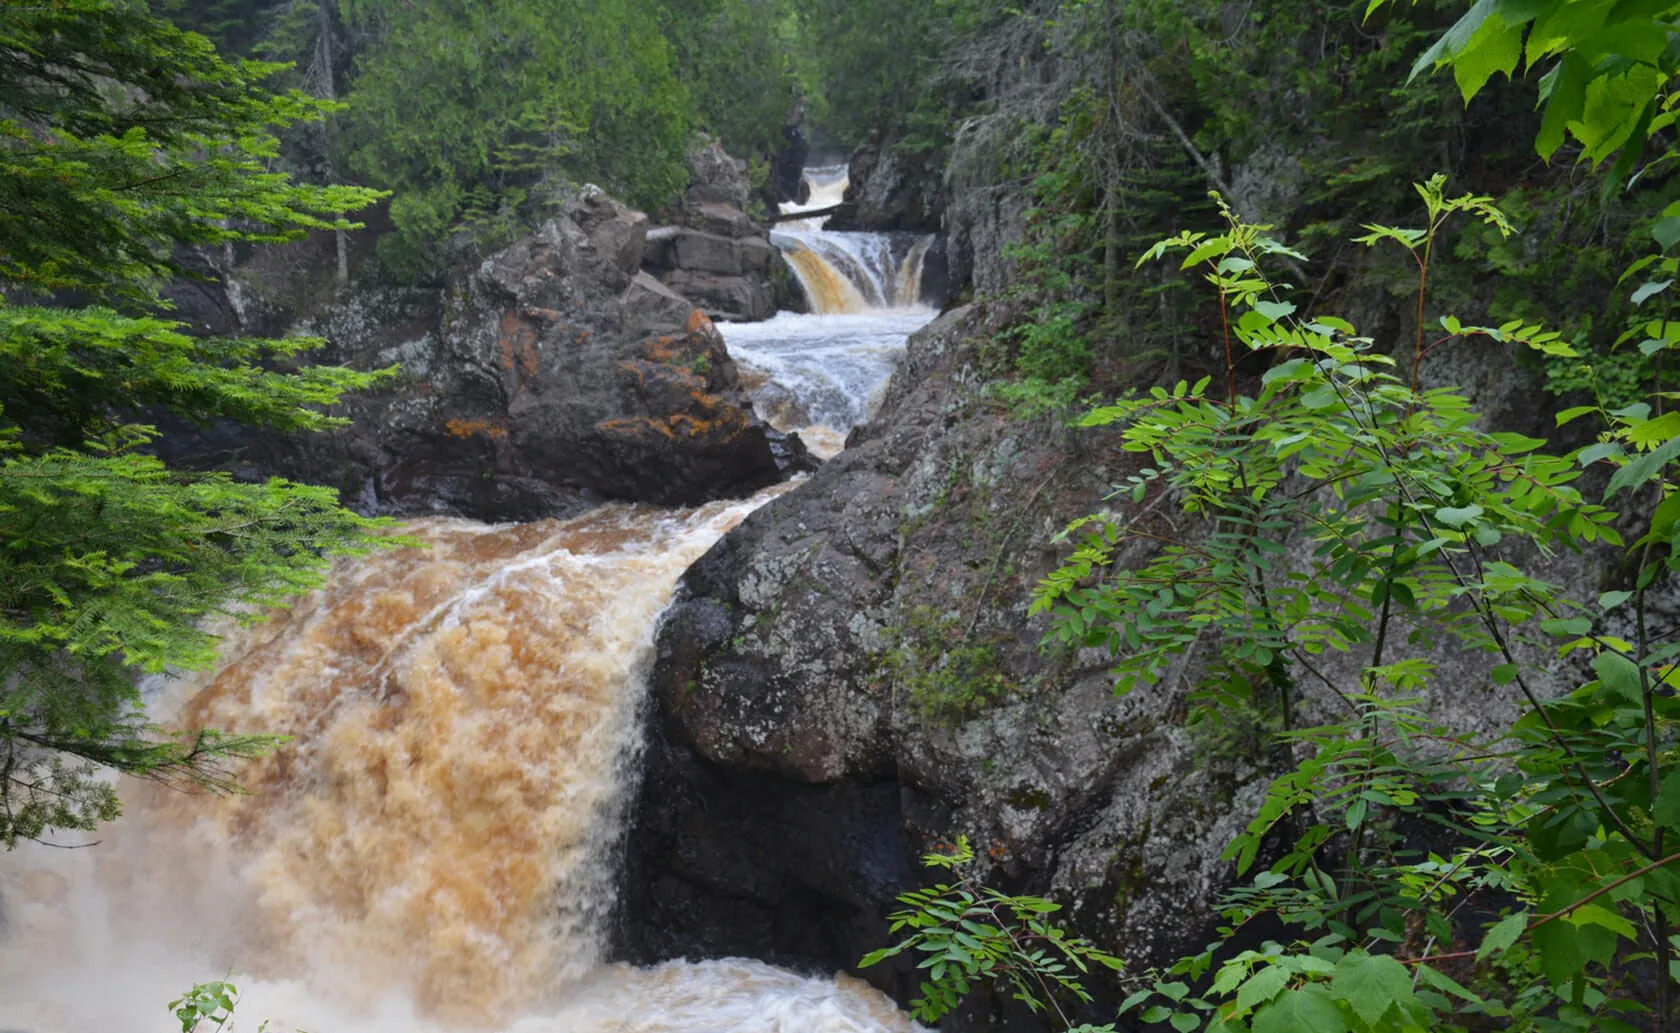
(0, 488, 921, 1033)
(720, 165, 938, 459)
(773, 229, 933, 314)
(771, 164, 934, 315)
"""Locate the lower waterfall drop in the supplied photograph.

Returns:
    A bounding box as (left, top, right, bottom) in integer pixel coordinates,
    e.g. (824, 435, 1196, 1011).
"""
(0, 487, 921, 1033)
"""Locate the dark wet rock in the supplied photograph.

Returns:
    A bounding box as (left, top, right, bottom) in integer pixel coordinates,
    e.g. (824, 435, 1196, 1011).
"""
(827, 139, 944, 234)
(771, 122, 811, 205)
(616, 305, 1270, 1026)
(689, 203, 760, 240)
(672, 230, 753, 277)
(156, 186, 781, 519)
(659, 269, 775, 324)
(642, 201, 786, 323)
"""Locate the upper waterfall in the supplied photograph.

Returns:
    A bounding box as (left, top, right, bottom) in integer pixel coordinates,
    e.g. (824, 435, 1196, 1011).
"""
(718, 165, 939, 459)
(770, 165, 934, 315)
(0, 489, 922, 1033)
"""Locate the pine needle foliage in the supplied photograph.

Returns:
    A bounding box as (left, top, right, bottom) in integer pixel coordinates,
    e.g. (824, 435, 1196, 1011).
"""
(0, 0, 396, 846)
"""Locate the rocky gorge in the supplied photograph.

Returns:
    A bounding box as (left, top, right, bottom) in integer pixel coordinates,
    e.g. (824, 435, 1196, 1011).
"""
(10, 2, 1677, 1031)
(138, 126, 1580, 1030)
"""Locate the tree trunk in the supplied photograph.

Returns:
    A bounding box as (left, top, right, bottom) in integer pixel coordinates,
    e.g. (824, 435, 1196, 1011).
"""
(317, 0, 349, 284)
(1103, 0, 1122, 314)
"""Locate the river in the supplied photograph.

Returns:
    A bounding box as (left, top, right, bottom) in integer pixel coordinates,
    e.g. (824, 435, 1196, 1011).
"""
(0, 169, 938, 1033)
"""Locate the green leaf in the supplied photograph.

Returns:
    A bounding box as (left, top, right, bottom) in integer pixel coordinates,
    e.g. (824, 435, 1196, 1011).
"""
(1453, 11, 1525, 102)
(1433, 504, 1484, 528)
(1344, 798, 1368, 829)
(1656, 216, 1680, 251)
(1633, 279, 1674, 305)
(1536, 53, 1589, 160)
(1654, 768, 1680, 828)
(1170, 1014, 1201, 1033)
(1252, 986, 1348, 1033)
(1557, 405, 1598, 426)
(1254, 300, 1297, 322)
(1593, 650, 1645, 704)
(1532, 917, 1594, 987)
(1416, 964, 1484, 1005)
(1409, 0, 1496, 84)
(1330, 951, 1413, 1027)
(1604, 434, 1680, 499)
(1540, 617, 1592, 637)
(1565, 903, 1637, 940)
(1236, 965, 1289, 1014)
(1628, 411, 1680, 450)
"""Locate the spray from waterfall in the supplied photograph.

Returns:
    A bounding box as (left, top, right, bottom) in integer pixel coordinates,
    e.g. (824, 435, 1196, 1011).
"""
(0, 486, 921, 1033)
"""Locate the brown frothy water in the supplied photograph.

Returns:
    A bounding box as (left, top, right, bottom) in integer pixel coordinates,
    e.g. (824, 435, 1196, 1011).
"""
(782, 246, 869, 314)
(0, 486, 920, 1032)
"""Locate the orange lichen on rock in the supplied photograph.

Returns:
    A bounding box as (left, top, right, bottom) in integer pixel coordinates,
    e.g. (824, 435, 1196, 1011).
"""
(498, 310, 540, 376)
(686, 309, 713, 335)
(445, 419, 508, 440)
(642, 336, 682, 363)
(596, 416, 675, 441)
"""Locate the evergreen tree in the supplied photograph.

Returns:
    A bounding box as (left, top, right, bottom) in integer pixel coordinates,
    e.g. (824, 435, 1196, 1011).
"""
(337, 0, 693, 281)
(659, 0, 812, 162)
(0, 0, 392, 845)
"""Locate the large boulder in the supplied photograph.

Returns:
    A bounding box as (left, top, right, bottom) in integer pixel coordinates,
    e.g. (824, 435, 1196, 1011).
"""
(615, 298, 1590, 1028)
(615, 307, 1272, 1027)
(633, 137, 796, 323)
(643, 215, 787, 323)
(826, 139, 944, 234)
(659, 270, 775, 323)
(156, 187, 784, 519)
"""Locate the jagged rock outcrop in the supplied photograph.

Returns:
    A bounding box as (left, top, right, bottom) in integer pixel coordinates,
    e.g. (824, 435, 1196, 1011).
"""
(157, 186, 784, 519)
(616, 306, 1275, 1026)
(616, 292, 1587, 1028)
(639, 137, 796, 322)
(826, 138, 944, 234)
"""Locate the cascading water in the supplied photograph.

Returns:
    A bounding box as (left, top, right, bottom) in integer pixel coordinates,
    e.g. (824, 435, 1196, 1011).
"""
(0, 162, 942, 1033)
(770, 165, 932, 315)
(0, 489, 920, 1033)
(727, 165, 938, 459)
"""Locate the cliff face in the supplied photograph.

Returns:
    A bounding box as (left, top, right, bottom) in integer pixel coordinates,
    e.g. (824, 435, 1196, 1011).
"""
(158, 187, 791, 520)
(617, 307, 1282, 1025)
(614, 245, 1596, 1030)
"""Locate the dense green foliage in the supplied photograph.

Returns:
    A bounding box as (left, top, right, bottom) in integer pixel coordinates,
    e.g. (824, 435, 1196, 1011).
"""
(892, 178, 1680, 1033)
(662, 0, 813, 162)
(879, 2, 1680, 1031)
(336, 0, 690, 279)
(153, 0, 820, 281)
(0, 0, 393, 845)
(862, 837, 1123, 1027)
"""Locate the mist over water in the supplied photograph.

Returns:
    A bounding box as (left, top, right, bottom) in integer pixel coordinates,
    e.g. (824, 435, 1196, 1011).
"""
(0, 489, 919, 1033)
